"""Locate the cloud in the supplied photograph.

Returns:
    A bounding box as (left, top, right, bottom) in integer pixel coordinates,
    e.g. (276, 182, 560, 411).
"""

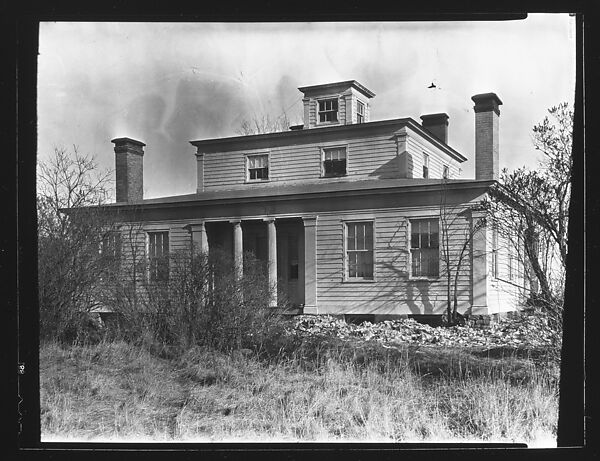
(37, 17, 575, 198)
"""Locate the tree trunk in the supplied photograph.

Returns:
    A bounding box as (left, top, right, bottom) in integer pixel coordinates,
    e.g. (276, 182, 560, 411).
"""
(446, 273, 452, 325)
(523, 226, 554, 306)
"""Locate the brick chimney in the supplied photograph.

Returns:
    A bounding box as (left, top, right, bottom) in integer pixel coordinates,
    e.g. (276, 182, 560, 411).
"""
(420, 113, 449, 144)
(471, 93, 502, 181)
(112, 137, 145, 203)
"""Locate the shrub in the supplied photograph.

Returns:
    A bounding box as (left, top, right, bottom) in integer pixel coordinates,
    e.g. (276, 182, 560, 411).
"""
(103, 247, 284, 353)
(37, 147, 116, 343)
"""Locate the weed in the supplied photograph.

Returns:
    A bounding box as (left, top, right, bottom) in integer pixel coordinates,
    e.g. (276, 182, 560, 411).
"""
(40, 337, 558, 444)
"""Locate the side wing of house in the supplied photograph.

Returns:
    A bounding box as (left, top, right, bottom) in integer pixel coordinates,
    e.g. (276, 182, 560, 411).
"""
(485, 224, 527, 314)
(404, 129, 462, 180)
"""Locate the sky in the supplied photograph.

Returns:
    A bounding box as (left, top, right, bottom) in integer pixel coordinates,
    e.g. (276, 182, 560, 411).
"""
(37, 15, 576, 199)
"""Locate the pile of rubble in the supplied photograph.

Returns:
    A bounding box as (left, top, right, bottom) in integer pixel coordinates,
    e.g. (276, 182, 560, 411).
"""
(288, 314, 558, 349)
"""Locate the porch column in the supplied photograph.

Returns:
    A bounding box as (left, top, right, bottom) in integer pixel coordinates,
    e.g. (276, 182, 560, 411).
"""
(471, 209, 488, 315)
(302, 216, 318, 314)
(231, 219, 243, 279)
(265, 218, 278, 307)
(187, 221, 209, 255)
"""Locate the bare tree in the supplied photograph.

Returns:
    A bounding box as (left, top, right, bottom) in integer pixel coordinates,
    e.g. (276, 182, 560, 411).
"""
(489, 102, 572, 316)
(438, 179, 487, 325)
(236, 109, 301, 135)
(37, 146, 117, 341)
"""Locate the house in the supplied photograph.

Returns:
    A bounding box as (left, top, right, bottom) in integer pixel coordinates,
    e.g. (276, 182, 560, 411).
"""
(101, 80, 524, 324)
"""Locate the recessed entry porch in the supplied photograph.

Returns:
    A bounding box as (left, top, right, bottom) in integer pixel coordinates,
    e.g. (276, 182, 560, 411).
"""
(186, 217, 316, 311)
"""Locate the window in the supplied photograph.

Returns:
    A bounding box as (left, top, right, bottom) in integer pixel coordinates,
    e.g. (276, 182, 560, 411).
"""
(410, 218, 439, 277)
(99, 231, 121, 280)
(346, 221, 374, 280)
(148, 231, 169, 282)
(318, 98, 338, 123)
(100, 231, 121, 261)
(247, 154, 269, 181)
(322, 147, 347, 177)
(491, 226, 498, 278)
(422, 153, 429, 178)
(442, 164, 449, 179)
(507, 231, 515, 280)
(357, 101, 365, 124)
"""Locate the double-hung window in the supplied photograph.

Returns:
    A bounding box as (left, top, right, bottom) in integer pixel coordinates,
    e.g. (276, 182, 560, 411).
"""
(148, 231, 169, 282)
(318, 98, 338, 123)
(507, 230, 515, 280)
(322, 147, 347, 177)
(346, 221, 374, 280)
(442, 164, 449, 179)
(99, 231, 121, 280)
(101, 231, 121, 261)
(491, 226, 498, 278)
(422, 153, 430, 178)
(356, 101, 365, 124)
(247, 154, 269, 181)
(410, 218, 439, 277)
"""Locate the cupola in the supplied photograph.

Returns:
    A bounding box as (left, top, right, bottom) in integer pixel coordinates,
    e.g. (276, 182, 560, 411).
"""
(297, 80, 375, 129)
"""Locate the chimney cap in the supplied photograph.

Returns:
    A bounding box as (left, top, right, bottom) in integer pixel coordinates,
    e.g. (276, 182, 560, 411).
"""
(420, 113, 449, 124)
(111, 137, 146, 147)
(471, 93, 503, 115)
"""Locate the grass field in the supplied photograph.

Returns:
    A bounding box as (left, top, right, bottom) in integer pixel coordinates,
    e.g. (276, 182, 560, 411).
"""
(40, 330, 559, 445)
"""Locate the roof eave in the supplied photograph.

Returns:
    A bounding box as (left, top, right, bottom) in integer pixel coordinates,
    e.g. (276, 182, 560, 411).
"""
(97, 179, 496, 212)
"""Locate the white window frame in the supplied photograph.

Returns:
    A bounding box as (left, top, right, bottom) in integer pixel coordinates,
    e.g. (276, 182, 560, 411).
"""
(508, 251, 514, 281)
(507, 229, 516, 281)
(491, 225, 499, 279)
(245, 153, 270, 182)
(343, 219, 375, 282)
(147, 230, 170, 283)
(422, 153, 430, 179)
(316, 96, 340, 125)
(408, 217, 440, 279)
(100, 230, 122, 260)
(356, 100, 365, 124)
(442, 164, 449, 179)
(321, 145, 348, 178)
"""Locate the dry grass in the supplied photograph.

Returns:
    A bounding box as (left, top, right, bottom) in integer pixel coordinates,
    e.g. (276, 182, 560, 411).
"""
(40, 338, 558, 444)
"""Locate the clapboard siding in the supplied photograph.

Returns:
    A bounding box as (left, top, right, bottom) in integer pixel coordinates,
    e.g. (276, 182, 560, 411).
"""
(118, 224, 146, 283)
(200, 123, 464, 191)
(315, 208, 473, 315)
(202, 132, 403, 190)
(487, 229, 524, 314)
(109, 209, 485, 317)
(116, 220, 195, 278)
(406, 132, 461, 179)
(203, 152, 245, 188)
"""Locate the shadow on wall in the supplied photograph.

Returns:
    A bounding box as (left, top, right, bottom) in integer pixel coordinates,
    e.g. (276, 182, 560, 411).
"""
(369, 155, 402, 179)
(379, 260, 438, 316)
(368, 151, 414, 179)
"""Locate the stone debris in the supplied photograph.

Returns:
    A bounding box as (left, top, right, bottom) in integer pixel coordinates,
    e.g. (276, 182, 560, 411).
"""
(288, 314, 558, 349)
